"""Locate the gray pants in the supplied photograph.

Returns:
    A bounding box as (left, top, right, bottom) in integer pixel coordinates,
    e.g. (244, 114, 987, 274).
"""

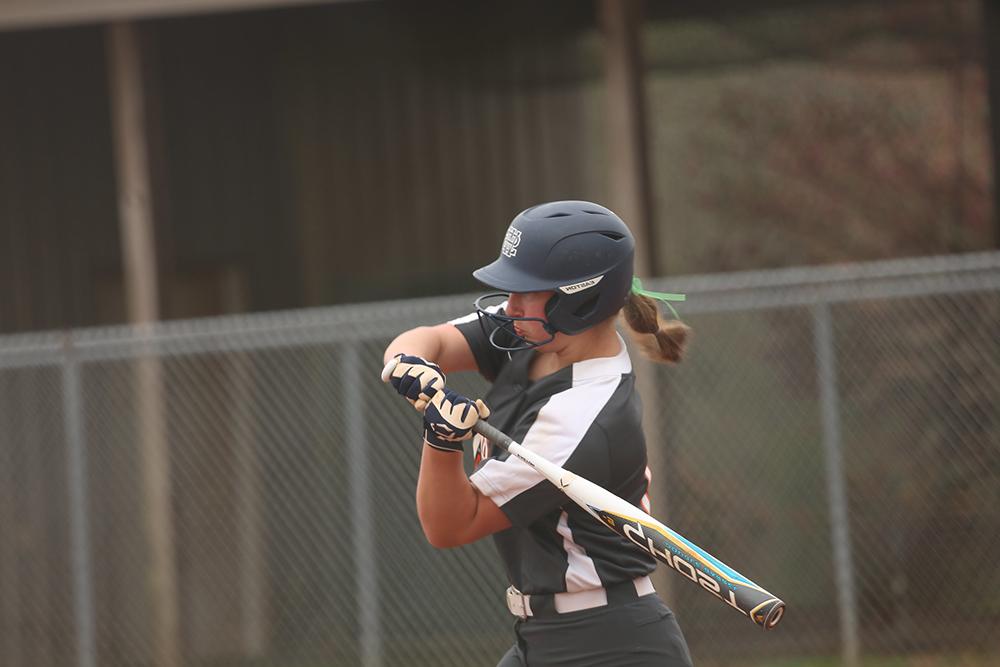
(496, 595, 693, 667)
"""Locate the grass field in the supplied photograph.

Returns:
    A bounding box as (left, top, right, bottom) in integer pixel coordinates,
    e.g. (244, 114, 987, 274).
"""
(704, 655, 999, 667)
(201, 650, 998, 667)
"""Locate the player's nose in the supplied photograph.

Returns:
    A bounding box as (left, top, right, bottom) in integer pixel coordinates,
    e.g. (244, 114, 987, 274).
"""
(506, 293, 524, 317)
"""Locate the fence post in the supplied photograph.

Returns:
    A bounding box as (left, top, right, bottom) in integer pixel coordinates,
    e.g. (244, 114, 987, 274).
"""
(344, 345, 382, 666)
(0, 378, 22, 667)
(231, 351, 267, 658)
(813, 303, 860, 667)
(63, 336, 96, 667)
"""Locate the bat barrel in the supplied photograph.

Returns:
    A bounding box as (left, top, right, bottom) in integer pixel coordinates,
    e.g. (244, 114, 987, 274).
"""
(592, 503, 788, 630)
(481, 422, 788, 630)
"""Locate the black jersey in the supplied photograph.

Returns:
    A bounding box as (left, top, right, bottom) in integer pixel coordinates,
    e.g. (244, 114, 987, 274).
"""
(452, 306, 658, 596)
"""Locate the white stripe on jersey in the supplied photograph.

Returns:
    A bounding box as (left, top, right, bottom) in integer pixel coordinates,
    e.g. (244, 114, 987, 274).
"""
(448, 301, 507, 326)
(557, 510, 602, 592)
(469, 342, 627, 506)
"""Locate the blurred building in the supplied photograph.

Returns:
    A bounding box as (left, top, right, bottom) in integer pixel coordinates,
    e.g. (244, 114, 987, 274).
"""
(0, 0, 996, 333)
(0, 4, 998, 667)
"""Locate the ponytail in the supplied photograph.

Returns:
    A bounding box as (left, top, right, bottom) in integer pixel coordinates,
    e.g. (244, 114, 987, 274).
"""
(621, 291, 691, 364)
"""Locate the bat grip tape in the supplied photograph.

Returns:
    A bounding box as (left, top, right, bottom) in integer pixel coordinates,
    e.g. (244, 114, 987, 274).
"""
(473, 420, 513, 453)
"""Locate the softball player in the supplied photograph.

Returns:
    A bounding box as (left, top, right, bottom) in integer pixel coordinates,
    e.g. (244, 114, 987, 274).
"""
(385, 201, 694, 666)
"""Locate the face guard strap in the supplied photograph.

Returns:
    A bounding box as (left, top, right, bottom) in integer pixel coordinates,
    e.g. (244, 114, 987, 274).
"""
(474, 292, 558, 352)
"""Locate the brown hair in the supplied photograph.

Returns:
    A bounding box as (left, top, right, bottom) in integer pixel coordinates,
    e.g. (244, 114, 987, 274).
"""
(621, 292, 691, 364)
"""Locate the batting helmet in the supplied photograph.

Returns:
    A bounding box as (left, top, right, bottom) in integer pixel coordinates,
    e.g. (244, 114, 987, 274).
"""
(473, 200, 635, 349)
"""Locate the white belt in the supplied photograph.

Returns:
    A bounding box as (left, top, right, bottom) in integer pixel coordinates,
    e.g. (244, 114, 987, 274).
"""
(505, 576, 655, 619)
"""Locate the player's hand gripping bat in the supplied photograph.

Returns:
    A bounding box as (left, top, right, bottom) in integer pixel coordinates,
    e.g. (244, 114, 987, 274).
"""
(381, 358, 786, 630)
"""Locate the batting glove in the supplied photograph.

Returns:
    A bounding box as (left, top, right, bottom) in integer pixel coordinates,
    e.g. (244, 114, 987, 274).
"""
(388, 354, 446, 411)
(423, 388, 491, 453)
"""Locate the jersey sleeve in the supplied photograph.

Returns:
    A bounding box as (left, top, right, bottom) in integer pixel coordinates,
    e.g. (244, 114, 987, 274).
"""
(469, 390, 613, 528)
(449, 304, 515, 383)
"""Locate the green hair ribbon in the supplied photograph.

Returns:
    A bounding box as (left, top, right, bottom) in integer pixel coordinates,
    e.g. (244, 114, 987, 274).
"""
(631, 276, 686, 320)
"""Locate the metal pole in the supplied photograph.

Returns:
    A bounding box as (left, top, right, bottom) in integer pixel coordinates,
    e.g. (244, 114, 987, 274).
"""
(813, 303, 860, 667)
(232, 354, 265, 657)
(0, 375, 23, 666)
(344, 346, 382, 666)
(220, 272, 268, 658)
(63, 336, 96, 667)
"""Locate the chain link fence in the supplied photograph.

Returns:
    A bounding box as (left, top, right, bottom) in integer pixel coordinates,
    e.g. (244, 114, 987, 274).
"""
(1, 252, 998, 667)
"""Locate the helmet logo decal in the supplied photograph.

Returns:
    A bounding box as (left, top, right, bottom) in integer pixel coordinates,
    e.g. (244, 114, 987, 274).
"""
(501, 226, 522, 257)
(559, 275, 604, 294)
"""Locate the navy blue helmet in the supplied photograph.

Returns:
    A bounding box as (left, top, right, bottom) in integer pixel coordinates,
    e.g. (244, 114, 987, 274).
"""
(473, 200, 635, 350)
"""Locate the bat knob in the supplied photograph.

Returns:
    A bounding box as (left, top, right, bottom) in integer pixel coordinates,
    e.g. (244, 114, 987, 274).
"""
(761, 600, 786, 630)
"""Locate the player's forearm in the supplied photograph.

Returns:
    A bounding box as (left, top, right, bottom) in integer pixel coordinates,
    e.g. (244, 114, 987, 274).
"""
(415, 445, 479, 548)
(383, 327, 442, 364)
